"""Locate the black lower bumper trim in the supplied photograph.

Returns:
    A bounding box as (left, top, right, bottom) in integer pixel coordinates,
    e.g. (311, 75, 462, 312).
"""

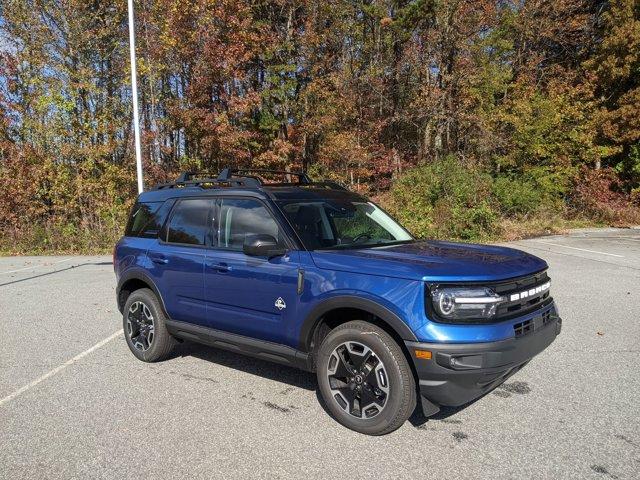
(406, 316, 561, 415)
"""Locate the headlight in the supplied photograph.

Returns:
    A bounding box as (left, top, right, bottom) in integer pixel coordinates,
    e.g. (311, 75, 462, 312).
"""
(430, 286, 505, 321)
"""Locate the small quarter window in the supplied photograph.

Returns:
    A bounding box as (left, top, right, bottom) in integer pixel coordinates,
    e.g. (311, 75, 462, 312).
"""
(125, 201, 172, 238)
(166, 199, 211, 246)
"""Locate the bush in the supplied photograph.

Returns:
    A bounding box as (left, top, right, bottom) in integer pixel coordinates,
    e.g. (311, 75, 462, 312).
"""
(492, 176, 543, 215)
(0, 152, 139, 255)
(384, 156, 501, 241)
(616, 143, 640, 193)
(493, 169, 568, 215)
(438, 200, 499, 240)
(568, 167, 640, 225)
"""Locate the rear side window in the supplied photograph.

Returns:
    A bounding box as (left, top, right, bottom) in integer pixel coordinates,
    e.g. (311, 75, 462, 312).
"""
(125, 201, 172, 238)
(166, 199, 211, 246)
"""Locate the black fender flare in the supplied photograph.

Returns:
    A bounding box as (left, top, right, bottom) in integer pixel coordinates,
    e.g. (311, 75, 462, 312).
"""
(116, 269, 169, 317)
(298, 295, 418, 352)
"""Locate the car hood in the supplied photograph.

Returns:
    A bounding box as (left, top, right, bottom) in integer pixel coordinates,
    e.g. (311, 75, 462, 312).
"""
(309, 240, 547, 282)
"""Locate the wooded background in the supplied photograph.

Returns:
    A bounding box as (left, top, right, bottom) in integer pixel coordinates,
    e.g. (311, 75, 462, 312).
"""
(1, 0, 639, 253)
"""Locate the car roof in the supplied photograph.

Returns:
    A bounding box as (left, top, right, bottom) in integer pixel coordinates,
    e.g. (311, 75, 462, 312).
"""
(137, 169, 367, 204)
(137, 183, 366, 204)
(265, 185, 366, 202)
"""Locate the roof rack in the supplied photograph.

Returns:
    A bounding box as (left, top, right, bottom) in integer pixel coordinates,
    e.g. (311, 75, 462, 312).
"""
(217, 168, 312, 185)
(154, 170, 261, 190)
(310, 180, 348, 191)
(152, 167, 347, 191)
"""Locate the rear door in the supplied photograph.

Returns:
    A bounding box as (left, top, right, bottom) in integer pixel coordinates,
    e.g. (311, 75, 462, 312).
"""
(146, 197, 214, 326)
(204, 197, 300, 344)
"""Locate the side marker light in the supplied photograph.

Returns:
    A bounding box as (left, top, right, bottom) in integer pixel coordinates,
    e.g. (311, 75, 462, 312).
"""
(415, 350, 432, 360)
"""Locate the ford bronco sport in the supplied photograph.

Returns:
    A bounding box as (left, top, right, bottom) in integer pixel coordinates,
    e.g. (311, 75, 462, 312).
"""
(114, 168, 561, 435)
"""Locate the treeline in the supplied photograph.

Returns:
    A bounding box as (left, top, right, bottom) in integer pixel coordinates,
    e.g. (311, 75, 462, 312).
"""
(0, 0, 639, 253)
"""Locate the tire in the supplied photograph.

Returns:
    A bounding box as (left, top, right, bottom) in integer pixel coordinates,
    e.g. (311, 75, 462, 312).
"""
(122, 288, 176, 362)
(316, 320, 416, 435)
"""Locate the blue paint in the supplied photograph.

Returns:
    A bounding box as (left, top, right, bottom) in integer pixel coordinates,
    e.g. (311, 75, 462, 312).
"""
(114, 184, 555, 348)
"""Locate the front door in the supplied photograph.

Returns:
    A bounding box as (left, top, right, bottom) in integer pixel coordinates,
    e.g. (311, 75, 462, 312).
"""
(204, 197, 300, 344)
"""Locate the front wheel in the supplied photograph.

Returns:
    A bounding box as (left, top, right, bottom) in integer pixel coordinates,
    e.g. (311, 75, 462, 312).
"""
(316, 320, 416, 435)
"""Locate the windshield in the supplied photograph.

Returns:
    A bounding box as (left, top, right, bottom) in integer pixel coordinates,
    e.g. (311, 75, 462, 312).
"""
(277, 199, 413, 250)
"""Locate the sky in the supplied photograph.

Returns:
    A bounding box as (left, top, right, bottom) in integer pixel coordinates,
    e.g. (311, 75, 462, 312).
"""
(0, 15, 15, 54)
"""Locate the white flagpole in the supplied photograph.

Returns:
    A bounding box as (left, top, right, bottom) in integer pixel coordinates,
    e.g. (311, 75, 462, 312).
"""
(127, 0, 144, 193)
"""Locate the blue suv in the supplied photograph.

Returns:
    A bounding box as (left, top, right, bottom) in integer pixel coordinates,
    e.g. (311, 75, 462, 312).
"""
(114, 168, 561, 435)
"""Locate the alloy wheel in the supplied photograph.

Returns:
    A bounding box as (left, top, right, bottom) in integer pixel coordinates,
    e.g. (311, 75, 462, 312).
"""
(326, 341, 389, 419)
(126, 301, 155, 352)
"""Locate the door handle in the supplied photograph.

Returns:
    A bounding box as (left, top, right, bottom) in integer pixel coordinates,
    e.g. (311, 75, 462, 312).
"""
(213, 262, 231, 273)
(149, 253, 169, 265)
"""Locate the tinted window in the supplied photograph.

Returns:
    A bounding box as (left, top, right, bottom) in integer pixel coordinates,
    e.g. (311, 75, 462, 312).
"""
(217, 198, 282, 251)
(125, 201, 172, 238)
(166, 199, 211, 245)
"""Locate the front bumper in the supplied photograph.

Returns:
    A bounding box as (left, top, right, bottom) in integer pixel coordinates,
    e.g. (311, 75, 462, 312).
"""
(405, 315, 562, 416)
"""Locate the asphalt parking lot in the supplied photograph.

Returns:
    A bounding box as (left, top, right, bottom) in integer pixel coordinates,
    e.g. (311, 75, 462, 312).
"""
(1, 228, 639, 479)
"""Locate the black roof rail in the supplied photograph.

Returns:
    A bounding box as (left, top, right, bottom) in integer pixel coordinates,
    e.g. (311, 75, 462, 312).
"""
(216, 168, 233, 182)
(153, 171, 261, 190)
(312, 180, 348, 191)
(175, 171, 197, 182)
(219, 167, 312, 185)
(152, 168, 349, 192)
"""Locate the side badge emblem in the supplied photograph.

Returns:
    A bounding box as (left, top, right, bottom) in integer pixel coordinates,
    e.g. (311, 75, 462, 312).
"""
(274, 297, 287, 310)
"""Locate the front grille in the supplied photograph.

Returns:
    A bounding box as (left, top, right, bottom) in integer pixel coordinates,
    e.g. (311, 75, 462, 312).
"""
(426, 270, 553, 324)
(513, 306, 556, 338)
(513, 319, 534, 337)
(491, 271, 552, 321)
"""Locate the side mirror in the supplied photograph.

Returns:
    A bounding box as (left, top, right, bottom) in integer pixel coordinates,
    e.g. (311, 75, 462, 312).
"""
(243, 234, 287, 258)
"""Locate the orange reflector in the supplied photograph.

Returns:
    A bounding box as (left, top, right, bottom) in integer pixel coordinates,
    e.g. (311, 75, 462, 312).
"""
(415, 350, 432, 360)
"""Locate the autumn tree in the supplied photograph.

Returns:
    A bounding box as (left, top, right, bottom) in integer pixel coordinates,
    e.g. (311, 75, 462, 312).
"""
(0, 0, 638, 253)
(587, 0, 640, 188)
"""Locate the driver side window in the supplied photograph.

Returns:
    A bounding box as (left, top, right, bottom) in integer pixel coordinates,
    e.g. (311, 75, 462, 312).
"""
(216, 198, 283, 251)
(332, 204, 393, 242)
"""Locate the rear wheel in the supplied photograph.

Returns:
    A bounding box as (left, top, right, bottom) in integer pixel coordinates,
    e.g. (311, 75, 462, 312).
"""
(123, 288, 176, 362)
(316, 320, 416, 435)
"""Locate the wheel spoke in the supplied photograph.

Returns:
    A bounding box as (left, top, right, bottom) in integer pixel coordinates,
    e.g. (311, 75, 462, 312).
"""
(327, 340, 388, 419)
(336, 347, 356, 375)
(328, 355, 351, 381)
(335, 385, 356, 405)
(352, 395, 362, 417)
(363, 362, 380, 386)
(346, 348, 367, 369)
(131, 333, 143, 349)
(360, 383, 386, 408)
(127, 301, 155, 352)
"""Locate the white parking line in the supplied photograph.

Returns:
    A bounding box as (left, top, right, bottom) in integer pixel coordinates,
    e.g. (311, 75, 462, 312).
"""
(0, 329, 123, 407)
(0, 257, 73, 276)
(533, 241, 624, 258)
